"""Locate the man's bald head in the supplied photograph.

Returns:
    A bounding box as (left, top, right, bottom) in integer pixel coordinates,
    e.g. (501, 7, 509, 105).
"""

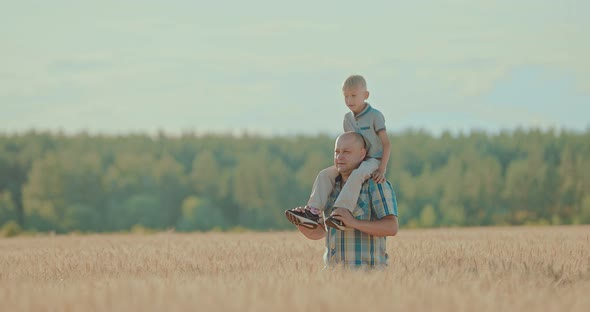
(337, 131, 366, 150)
(334, 132, 367, 176)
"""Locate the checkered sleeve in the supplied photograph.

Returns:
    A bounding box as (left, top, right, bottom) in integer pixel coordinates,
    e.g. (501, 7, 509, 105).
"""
(370, 180, 398, 219)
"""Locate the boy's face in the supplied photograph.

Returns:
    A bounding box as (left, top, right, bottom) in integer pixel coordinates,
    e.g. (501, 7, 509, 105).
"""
(343, 85, 369, 114)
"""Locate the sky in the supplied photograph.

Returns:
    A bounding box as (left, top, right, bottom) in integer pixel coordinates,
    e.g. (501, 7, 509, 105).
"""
(1, 0, 589, 136)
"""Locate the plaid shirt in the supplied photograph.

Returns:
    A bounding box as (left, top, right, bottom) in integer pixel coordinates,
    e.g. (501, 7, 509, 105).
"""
(323, 176, 398, 268)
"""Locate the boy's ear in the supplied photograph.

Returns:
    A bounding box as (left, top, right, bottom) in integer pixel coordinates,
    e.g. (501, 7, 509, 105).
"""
(364, 90, 370, 99)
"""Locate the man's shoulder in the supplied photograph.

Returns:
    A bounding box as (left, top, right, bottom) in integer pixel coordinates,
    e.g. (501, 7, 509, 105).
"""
(365, 180, 397, 216)
(366, 179, 394, 194)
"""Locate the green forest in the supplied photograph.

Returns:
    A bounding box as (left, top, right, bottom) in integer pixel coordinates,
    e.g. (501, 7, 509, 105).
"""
(0, 128, 589, 235)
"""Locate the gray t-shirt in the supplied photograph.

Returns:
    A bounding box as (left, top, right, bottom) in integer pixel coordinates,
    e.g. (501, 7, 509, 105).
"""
(343, 103, 386, 158)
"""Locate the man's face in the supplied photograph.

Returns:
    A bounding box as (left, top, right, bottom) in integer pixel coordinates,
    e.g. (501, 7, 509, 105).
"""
(343, 85, 369, 114)
(333, 135, 366, 175)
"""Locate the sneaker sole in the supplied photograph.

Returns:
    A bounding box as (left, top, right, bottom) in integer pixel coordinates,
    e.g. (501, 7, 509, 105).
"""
(285, 210, 319, 229)
(325, 217, 346, 231)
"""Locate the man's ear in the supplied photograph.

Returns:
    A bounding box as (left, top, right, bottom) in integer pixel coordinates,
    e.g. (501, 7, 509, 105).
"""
(360, 147, 367, 159)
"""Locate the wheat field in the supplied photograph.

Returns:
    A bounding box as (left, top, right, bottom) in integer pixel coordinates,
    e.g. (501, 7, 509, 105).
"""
(1, 226, 589, 312)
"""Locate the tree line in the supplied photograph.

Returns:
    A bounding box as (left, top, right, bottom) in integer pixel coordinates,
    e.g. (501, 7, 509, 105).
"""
(0, 128, 589, 234)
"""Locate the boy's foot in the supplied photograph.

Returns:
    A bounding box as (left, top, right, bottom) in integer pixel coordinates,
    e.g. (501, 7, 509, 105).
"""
(285, 208, 322, 229)
(325, 216, 346, 231)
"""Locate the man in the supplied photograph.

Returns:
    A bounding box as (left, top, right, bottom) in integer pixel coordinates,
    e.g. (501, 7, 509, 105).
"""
(286, 131, 398, 268)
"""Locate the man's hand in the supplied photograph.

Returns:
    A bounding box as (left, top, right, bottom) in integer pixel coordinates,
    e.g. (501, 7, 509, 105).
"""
(289, 206, 314, 230)
(289, 206, 326, 240)
(372, 168, 386, 184)
(332, 207, 398, 237)
(330, 208, 357, 229)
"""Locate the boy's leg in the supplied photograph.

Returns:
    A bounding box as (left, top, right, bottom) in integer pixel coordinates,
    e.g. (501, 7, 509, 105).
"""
(285, 166, 338, 228)
(333, 158, 381, 214)
(307, 165, 339, 212)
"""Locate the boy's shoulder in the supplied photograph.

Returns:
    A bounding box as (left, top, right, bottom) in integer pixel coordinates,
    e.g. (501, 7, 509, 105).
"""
(368, 105, 383, 115)
(343, 104, 382, 117)
(369, 106, 386, 123)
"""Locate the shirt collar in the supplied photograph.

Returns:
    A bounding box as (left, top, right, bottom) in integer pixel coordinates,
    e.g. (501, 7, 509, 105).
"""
(354, 103, 372, 118)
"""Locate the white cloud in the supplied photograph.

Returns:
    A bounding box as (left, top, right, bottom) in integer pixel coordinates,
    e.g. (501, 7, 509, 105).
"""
(1, 0, 589, 134)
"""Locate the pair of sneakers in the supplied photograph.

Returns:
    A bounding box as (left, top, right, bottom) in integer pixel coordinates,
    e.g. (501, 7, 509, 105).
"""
(284, 207, 346, 231)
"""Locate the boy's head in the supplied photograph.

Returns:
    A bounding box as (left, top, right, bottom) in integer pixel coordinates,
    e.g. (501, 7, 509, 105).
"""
(342, 75, 370, 114)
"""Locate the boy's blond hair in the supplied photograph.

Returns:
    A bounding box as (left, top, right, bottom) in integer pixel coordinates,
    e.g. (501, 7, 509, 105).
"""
(342, 75, 367, 90)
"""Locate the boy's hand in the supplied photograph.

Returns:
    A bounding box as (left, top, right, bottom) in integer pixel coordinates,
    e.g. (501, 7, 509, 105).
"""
(372, 168, 386, 184)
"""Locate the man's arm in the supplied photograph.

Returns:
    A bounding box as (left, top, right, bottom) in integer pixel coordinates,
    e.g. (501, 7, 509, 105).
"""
(296, 224, 326, 240)
(330, 208, 398, 237)
(331, 179, 399, 237)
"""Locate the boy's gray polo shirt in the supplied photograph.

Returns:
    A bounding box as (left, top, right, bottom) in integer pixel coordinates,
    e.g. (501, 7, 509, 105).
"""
(343, 103, 386, 159)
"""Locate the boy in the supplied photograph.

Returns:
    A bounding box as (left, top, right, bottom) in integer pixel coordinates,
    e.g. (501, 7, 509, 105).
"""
(285, 74, 391, 230)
